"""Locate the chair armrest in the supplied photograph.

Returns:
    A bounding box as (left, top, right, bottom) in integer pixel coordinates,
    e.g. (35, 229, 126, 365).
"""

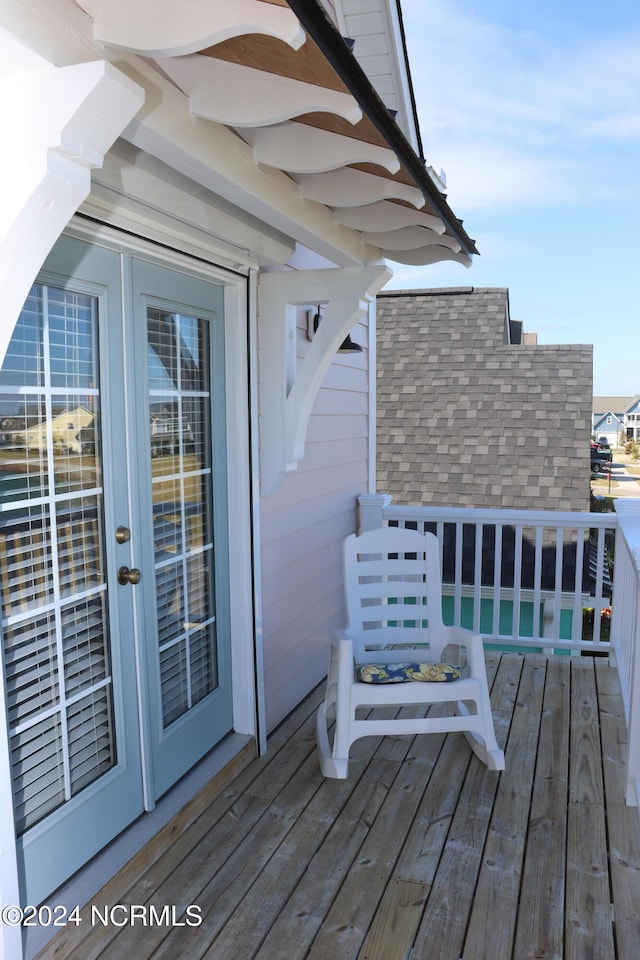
(330, 629, 358, 669)
(443, 624, 488, 676)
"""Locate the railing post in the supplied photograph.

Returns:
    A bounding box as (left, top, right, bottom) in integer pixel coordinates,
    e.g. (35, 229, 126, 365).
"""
(611, 499, 640, 807)
(358, 493, 392, 533)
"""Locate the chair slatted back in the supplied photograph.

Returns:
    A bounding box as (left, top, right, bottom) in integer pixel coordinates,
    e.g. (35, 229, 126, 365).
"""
(343, 527, 447, 664)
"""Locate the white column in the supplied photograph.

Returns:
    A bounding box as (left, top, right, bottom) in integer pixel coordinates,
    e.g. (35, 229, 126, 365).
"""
(367, 297, 378, 494)
(0, 56, 143, 960)
(0, 638, 21, 960)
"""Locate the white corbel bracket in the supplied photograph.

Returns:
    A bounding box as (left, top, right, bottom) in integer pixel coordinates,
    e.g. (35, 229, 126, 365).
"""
(259, 264, 391, 494)
(77, 0, 305, 57)
(0, 59, 144, 371)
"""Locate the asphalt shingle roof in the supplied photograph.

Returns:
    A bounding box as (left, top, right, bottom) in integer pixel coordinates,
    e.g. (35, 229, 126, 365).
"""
(376, 288, 593, 511)
(593, 396, 640, 414)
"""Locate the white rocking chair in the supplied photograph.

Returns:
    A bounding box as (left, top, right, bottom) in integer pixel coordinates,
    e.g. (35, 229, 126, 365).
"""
(316, 526, 505, 778)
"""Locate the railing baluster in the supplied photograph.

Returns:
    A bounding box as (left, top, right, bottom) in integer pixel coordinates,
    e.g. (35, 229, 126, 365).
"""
(493, 524, 502, 638)
(552, 527, 563, 644)
(593, 528, 607, 645)
(532, 526, 543, 641)
(512, 524, 523, 640)
(473, 522, 483, 634)
(572, 527, 586, 644)
(454, 522, 463, 627)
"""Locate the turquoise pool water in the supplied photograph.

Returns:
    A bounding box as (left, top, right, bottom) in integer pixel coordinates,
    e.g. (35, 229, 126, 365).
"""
(441, 595, 575, 652)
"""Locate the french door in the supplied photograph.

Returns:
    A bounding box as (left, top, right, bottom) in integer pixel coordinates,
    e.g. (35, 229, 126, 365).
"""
(0, 235, 233, 904)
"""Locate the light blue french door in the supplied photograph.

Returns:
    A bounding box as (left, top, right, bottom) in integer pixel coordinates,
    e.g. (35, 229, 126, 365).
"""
(131, 257, 232, 799)
(0, 236, 232, 904)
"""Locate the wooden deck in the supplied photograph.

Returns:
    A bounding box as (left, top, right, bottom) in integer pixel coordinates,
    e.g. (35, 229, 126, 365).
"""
(36, 653, 640, 960)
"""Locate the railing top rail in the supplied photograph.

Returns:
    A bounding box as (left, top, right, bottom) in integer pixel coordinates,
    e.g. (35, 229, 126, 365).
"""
(383, 503, 617, 529)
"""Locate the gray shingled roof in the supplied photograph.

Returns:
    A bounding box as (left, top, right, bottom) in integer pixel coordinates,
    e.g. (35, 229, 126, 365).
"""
(593, 396, 640, 414)
(376, 288, 593, 511)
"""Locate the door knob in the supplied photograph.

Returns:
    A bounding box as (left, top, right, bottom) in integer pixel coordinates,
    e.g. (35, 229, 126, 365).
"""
(117, 565, 141, 586)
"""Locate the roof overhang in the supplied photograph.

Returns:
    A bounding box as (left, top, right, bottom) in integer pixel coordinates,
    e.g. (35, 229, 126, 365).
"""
(71, 0, 476, 269)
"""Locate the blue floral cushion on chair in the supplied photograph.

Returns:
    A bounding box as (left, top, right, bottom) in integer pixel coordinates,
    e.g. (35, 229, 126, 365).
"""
(356, 662, 461, 683)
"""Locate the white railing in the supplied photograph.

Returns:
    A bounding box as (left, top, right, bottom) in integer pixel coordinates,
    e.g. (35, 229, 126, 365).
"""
(358, 494, 616, 654)
(358, 493, 640, 809)
(610, 500, 640, 806)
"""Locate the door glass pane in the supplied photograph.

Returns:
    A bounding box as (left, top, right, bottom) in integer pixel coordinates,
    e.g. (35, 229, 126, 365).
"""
(147, 309, 217, 728)
(0, 284, 115, 834)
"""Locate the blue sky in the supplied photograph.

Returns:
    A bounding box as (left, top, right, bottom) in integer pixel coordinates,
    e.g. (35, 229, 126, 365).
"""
(385, 0, 640, 396)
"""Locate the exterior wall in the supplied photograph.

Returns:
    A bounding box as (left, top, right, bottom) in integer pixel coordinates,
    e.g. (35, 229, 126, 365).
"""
(259, 309, 370, 731)
(376, 288, 593, 512)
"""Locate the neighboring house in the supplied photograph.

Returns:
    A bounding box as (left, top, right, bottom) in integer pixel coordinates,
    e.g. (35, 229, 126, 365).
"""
(15, 405, 93, 453)
(593, 395, 640, 443)
(0, 2, 478, 956)
(376, 288, 593, 512)
(626, 397, 640, 439)
(592, 408, 625, 447)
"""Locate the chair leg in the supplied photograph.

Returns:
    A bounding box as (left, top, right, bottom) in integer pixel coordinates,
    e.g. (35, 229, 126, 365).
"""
(315, 700, 349, 778)
(457, 699, 505, 771)
(316, 645, 351, 778)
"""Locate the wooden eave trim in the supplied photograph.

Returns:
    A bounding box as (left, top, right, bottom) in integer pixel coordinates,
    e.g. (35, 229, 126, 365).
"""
(284, 0, 478, 257)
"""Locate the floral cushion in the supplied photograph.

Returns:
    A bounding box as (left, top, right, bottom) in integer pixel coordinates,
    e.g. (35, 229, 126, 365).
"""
(356, 662, 461, 683)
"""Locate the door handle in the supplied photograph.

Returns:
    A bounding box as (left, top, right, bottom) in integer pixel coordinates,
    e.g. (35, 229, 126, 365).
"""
(117, 565, 141, 586)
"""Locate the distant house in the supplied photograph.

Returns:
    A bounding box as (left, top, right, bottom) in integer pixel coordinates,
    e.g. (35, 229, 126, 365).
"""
(626, 397, 640, 439)
(593, 395, 640, 443)
(592, 408, 625, 446)
(376, 287, 593, 511)
(16, 405, 93, 453)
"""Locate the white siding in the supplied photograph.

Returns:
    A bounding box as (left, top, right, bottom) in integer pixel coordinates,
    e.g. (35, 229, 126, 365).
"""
(340, 0, 421, 150)
(259, 311, 371, 731)
(345, 4, 396, 108)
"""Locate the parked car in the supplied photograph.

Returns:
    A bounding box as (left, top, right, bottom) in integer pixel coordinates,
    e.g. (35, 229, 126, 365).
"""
(591, 442, 612, 474)
(597, 436, 610, 448)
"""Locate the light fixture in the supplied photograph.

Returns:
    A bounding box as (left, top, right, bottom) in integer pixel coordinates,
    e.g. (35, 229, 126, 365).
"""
(337, 332, 363, 353)
(307, 306, 363, 354)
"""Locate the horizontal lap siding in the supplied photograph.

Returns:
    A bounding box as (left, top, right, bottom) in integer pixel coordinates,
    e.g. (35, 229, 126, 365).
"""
(259, 316, 371, 731)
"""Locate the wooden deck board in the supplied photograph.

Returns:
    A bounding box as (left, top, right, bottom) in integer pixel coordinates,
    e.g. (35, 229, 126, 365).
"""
(462, 656, 546, 960)
(354, 729, 460, 960)
(34, 654, 640, 960)
(409, 655, 523, 960)
(566, 659, 615, 960)
(255, 742, 417, 959)
(199, 713, 416, 960)
(595, 658, 640, 956)
(303, 712, 442, 960)
(512, 656, 570, 960)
